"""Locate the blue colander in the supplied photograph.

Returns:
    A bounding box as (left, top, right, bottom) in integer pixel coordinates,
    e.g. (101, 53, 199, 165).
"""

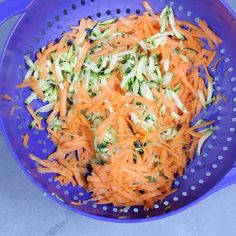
(0, 0, 236, 223)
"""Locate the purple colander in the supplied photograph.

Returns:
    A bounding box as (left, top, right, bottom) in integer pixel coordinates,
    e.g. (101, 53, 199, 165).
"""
(0, 0, 236, 223)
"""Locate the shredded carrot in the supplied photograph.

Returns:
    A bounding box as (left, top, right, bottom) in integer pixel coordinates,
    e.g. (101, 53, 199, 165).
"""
(142, 1, 156, 17)
(212, 57, 223, 71)
(26, 105, 43, 130)
(23, 133, 29, 147)
(18, 1, 221, 209)
(188, 120, 215, 133)
(50, 64, 59, 85)
(198, 20, 222, 45)
(47, 102, 60, 124)
(214, 93, 222, 105)
(17, 77, 45, 100)
(203, 65, 214, 83)
(29, 77, 45, 100)
(2, 94, 14, 101)
(75, 41, 91, 73)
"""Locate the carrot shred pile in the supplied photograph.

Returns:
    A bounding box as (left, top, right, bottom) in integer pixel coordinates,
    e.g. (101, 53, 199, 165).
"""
(19, 1, 221, 208)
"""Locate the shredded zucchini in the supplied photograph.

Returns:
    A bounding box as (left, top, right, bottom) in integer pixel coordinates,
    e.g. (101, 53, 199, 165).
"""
(197, 128, 214, 155)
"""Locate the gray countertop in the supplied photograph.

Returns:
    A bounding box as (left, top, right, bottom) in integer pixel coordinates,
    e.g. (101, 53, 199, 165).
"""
(1, 1, 236, 236)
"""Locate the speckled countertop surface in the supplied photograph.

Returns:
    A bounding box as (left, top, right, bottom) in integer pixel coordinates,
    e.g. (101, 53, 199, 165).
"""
(0, 1, 236, 236)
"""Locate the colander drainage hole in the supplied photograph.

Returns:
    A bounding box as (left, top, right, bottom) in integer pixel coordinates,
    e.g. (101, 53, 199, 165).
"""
(63, 9, 68, 15)
(55, 15, 60, 21)
(40, 29, 46, 35)
(208, 144, 213, 149)
(48, 177, 53, 182)
(225, 58, 230, 63)
(182, 174, 188, 180)
(197, 160, 202, 166)
(133, 207, 139, 212)
(198, 179, 204, 184)
(126, 8, 131, 14)
(227, 137, 232, 142)
(16, 115, 21, 120)
(164, 201, 169, 206)
(216, 86, 221, 92)
(56, 184, 60, 189)
(72, 4, 77, 10)
(17, 125, 23, 130)
(173, 196, 178, 202)
(195, 17, 200, 23)
(231, 77, 236, 82)
(186, 11, 192, 16)
(206, 172, 211, 177)
(55, 38, 60, 43)
(203, 153, 208, 157)
(174, 180, 180, 186)
(123, 208, 129, 213)
(47, 22, 53, 28)
(116, 9, 121, 14)
(191, 186, 196, 190)
(81, 0, 85, 6)
(113, 207, 118, 212)
(178, 6, 183, 11)
(37, 139, 43, 144)
(212, 163, 218, 169)
(220, 48, 225, 54)
(15, 95, 20, 100)
(223, 146, 228, 151)
(42, 148, 48, 154)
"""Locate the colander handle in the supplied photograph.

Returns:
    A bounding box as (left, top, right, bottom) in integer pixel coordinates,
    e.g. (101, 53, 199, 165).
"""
(210, 164, 236, 194)
(0, 0, 33, 25)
